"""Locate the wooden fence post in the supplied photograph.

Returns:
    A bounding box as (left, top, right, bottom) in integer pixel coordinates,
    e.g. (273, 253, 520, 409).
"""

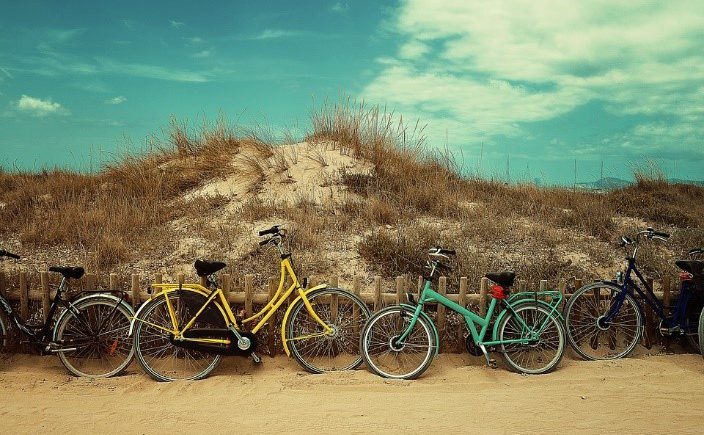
(267, 277, 277, 357)
(540, 279, 548, 292)
(84, 273, 96, 291)
(41, 271, 50, 322)
(662, 276, 671, 308)
(109, 273, 118, 292)
(330, 276, 339, 323)
(479, 277, 489, 317)
(457, 277, 468, 353)
(177, 272, 185, 285)
(131, 274, 140, 308)
(519, 281, 527, 292)
(395, 276, 404, 304)
(222, 274, 231, 300)
(417, 275, 423, 298)
(0, 271, 5, 299)
(19, 271, 28, 320)
(244, 274, 253, 316)
(437, 276, 447, 352)
(558, 279, 566, 308)
(352, 275, 361, 334)
(643, 277, 655, 348)
(373, 276, 382, 311)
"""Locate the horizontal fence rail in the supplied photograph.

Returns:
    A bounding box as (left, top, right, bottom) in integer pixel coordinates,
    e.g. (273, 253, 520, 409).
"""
(0, 270, 678, 355)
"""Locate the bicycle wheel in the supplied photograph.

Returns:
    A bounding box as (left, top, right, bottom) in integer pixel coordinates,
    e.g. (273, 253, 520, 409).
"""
(54, 296, 134, 378)
(0, 313, 7, 353)
(683, 291, 704, 351)
(564, 283, 642, 360)
(286, 288, 370, 373)
(133, 290, 225, 381)
(498, 302, 565, 374)
(360, 305, 436, 379)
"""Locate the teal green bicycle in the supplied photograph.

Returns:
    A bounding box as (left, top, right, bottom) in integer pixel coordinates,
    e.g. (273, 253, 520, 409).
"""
(360, 248, 566, 379)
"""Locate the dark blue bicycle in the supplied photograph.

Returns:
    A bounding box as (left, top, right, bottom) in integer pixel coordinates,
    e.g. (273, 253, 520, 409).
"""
(564, 228, 704, 360)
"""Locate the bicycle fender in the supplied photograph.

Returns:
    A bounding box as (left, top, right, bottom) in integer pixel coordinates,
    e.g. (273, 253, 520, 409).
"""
(128, 286, 214, 336)
(399, 303, 440, 356)
(280, 284, 328, 356)
(491, 299, 559, 342)
(53, 293, 134, 341)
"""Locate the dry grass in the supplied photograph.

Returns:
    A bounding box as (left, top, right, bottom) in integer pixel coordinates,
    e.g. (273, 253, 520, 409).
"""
(1, 99, 702, 286)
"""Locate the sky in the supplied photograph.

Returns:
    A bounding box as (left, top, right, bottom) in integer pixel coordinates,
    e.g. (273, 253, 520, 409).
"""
(1, 0, 703, 184)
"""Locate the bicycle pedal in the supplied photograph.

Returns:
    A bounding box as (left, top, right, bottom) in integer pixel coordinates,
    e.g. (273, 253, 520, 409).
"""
(250, 352, 261, 364)
(488, 359, 498, 369)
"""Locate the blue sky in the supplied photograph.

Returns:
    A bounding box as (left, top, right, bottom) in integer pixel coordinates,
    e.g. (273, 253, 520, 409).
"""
(1, 1, 703, 184)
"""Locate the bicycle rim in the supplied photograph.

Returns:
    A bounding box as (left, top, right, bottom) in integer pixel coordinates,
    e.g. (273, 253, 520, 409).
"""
(134, 292, 223, 381)
(499, 304, 565, 374)
(565, 284, 642, 360)
(360, 306, 435, 379)
(287, 288, 370, 373)
(56, 298, 134, 378)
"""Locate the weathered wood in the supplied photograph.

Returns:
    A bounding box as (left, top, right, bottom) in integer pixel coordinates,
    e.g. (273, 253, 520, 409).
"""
(244, 274, 254, 316)
(19, 271, 28, 320)
(662, 276, 671, 308)
(457, 277, 468, 352)
(417, 275, 423, 298)
(84, 273, 96, 291)
(222, 274, 231, 299)
(373, 276, 382, 311)
(437, 276, 447, 351)
(519, 280, 527, 292)
(330, 276, 339, 324)
(540, 280, 548, 292)
(177, 273, 185, 285)
(40, 271, 50, 322)
(558, 279, 566, 308)
(131, 274, 140, 308)
(109, 273, 118, 292)
(479, 277, 489, 317)
(395, 276, 404, 304)
(352, 275, 361, 334)
(267, 277, 277, 357)
(154, 274, 162, 284)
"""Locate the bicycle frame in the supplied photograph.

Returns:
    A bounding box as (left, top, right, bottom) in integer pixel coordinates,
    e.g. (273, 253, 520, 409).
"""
(607, 258, 696, 331)
(135, 257, 332, 348)
(399, 279, 562, 348)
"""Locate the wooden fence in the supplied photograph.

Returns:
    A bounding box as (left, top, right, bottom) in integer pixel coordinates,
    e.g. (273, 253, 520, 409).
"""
(0, 270, 678, 355)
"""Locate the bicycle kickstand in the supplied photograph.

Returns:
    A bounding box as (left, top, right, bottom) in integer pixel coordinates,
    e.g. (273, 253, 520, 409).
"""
(250, 352, 262, 364)
(479, 344, 497, 369)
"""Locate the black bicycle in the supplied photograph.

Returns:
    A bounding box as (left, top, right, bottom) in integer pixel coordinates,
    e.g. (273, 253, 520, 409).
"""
(564, 228, 704, 360)
(0, 249, 135, 377)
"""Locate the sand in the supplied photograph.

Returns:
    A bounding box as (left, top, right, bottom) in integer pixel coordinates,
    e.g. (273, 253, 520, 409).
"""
(1, 350, 703, 434)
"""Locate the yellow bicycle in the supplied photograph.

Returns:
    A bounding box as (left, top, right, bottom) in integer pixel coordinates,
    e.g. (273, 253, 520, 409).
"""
(130, 225, 370, 381)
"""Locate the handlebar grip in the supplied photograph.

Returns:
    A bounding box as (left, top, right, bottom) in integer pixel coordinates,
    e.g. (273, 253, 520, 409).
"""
(258, 226, 280, 237)
(441, 249, 456, 256)
(259, 239, 270, 246)
(652, 230, 670, 239)
(0, 250, 20, 259)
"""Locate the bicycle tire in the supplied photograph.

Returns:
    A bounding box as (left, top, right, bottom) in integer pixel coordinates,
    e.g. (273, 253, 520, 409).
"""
(564, 282, 643, 360)
(54, 295, 135, 378)
(683, 290, 704, 351)
(360, 305, 436, 380)
(498, 302, 565, 374)
(286, 287, 370, 373)
(133, 290, 225, 381)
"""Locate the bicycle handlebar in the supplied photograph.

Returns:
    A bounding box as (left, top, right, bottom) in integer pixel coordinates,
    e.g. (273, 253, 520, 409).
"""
(428, 247, 456, 256)
(689, 247, 704, 257)
(0, 250, 20, 259)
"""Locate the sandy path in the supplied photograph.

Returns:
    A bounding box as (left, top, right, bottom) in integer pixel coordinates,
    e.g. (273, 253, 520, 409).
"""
(1, 351, 703, 434)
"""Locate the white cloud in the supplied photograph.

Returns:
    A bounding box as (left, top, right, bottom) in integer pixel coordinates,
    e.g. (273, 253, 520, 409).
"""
(363, 0, 704, 156)
(250, 29, 298, 40)
(193, 50, 212, 58)
(106, 96, 127, 105)
(170, 20, 185, 29)
(331, 2, 349, 13)
(15, 95, 67, 116)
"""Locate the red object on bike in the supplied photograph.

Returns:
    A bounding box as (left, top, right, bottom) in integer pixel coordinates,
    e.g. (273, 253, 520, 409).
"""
(679, 272, 693, 282)
(491, 285, 507, 300)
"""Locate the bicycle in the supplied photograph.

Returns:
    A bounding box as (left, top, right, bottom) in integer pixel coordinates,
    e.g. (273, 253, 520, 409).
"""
(563, 228, 704, 360)
(0, 249, 135, 377)
(359, 248, 566, 379)
(130, 225, 371, 381)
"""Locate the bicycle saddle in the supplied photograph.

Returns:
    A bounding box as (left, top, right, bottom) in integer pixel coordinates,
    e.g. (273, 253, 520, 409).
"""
(675, 260, 704, 277)
(49, 266, 85, 279)
(485, 271, 515, 288)
(194, 259, 227, 277)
